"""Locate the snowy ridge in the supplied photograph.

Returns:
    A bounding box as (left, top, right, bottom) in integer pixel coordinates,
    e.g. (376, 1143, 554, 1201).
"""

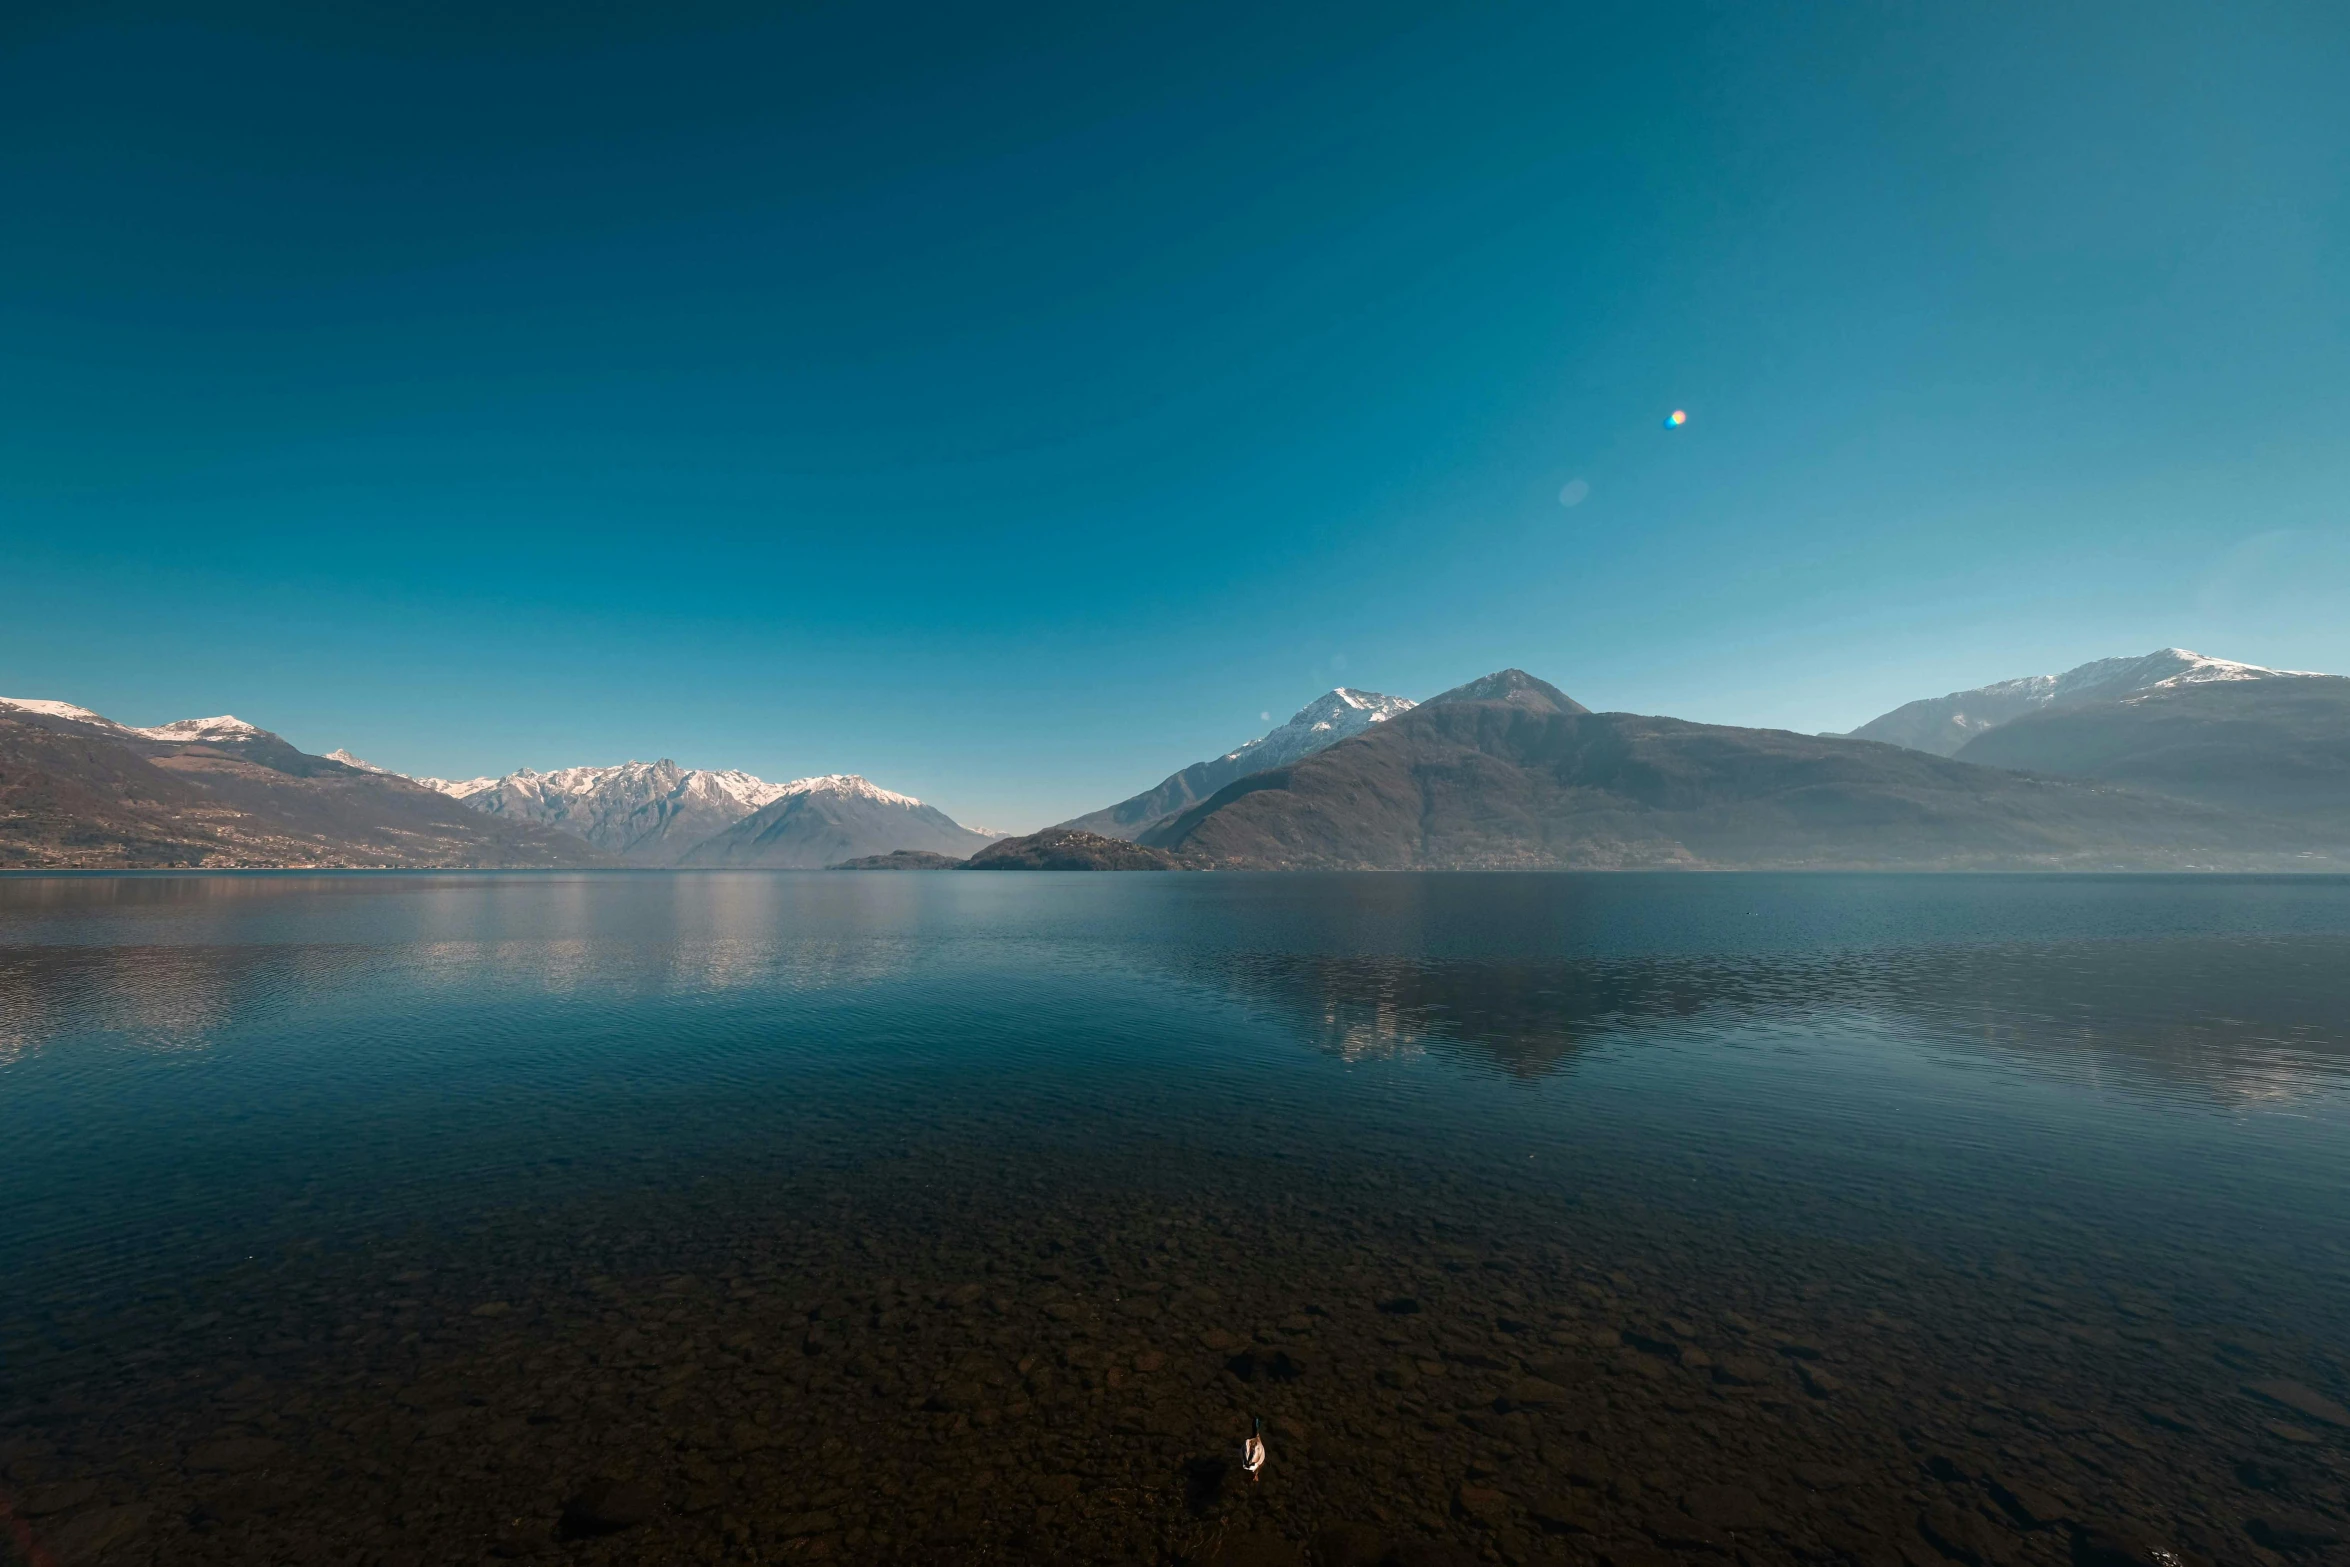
(396, 760, 972, 862)
(1, 700, 270, 745)
(2105, 648, 2324, 696)
(132, 715, 266, 743)
(702, 769, 794, 811)
(418, 775, 499, 799)
(772, 773, 922, 809)
(468, 761, 799, 811)
(0, 697, 131, 730)
(2, 696, 990, 864)
(433, 762, 911, 811)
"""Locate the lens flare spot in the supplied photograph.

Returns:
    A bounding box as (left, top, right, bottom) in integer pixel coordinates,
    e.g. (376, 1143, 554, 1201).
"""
(1664, 409, 1687, 429)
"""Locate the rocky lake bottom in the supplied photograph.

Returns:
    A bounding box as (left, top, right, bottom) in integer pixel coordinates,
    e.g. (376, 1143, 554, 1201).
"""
(2, 872, 2347, 1567)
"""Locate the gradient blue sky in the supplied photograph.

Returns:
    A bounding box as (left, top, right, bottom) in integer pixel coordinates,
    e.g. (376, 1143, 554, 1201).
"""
(5, 0, 2346, 828)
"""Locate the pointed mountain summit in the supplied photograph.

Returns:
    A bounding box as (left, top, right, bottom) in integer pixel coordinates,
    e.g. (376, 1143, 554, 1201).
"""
(1058, 687, 1416, 841)
(1424, 669, 1588, 714)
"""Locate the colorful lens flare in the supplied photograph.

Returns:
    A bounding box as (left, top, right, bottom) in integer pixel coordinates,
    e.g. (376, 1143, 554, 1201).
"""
(1664, 409, 1687, 428)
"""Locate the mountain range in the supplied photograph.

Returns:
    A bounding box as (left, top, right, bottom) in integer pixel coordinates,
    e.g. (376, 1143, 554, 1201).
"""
(0, 701, 596, 869)
(8, 644, 2346, 872)
(428, 760, 789, 862)
(0, 702, 1000, 870)
(1128, 666, 2348, 870)
(1844, 648, 2350, 828)
(420, 759, 1001, 868)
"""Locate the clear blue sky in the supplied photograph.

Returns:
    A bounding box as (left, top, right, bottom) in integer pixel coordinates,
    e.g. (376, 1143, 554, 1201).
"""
(5, 0, 2346, 829)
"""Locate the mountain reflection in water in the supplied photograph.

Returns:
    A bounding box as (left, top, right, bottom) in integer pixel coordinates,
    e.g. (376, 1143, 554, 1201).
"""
(1211, 953, 1714, 1073)
(1205, 935, 2350, 1103)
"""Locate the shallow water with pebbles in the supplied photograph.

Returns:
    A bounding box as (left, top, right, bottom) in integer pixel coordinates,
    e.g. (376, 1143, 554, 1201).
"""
(2, 871, 2348, 1567)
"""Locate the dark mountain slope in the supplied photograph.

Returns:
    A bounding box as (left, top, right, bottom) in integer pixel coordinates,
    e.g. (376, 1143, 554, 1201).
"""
(0, 711, 605, 869)
(0, 715, 231, 866)
(1139, 671, 2333, 870)
(1954, 677, 2350, 824)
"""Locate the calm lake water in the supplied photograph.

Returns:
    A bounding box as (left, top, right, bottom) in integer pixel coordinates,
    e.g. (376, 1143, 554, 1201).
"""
(3, 872, 2348, 1567)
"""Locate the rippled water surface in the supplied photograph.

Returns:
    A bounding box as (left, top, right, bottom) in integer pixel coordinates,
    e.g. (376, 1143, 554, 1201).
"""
(3, 872, 2348, 1567)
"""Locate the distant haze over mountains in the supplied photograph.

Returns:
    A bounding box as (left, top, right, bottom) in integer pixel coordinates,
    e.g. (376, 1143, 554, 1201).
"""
(1843, 648, 2350, 831)
(1845, 649, 2319, 757)
(1950, 673, 2350, 826)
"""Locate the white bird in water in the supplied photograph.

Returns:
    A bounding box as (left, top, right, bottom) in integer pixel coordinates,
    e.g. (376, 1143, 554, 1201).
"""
(1242, 1417, 1266, 1480)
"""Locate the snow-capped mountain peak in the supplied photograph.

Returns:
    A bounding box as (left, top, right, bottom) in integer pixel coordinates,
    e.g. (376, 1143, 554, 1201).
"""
(2112, 648, 2320, 694)
(1, 700, 280, 747)
(773, 773, 922, 809)
(700, 769, 794, 811)
(4, 699, 988, 866)
(132, 715, 266, 744)
(1054, 686, 1418, 841)
(1220, 687, 1417, 770)
(396, 759, 976, 863)
(415, 775, 499, 799)
(0, 697, 130, 730)
(677, 774, 1002, 867)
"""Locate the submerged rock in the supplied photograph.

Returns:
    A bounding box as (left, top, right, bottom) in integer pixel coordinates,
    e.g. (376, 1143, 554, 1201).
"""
(184, 1436, 281, 1474)
(2244, 1379, 2350, 1428)
(19, 1478, 97, 1516)
(558, 1476, 659, 1538)
(42, 1503, 150, 1566)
